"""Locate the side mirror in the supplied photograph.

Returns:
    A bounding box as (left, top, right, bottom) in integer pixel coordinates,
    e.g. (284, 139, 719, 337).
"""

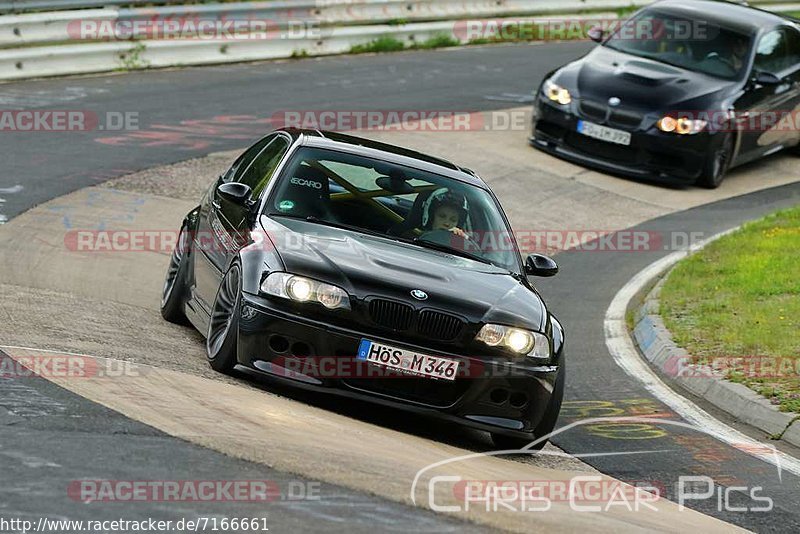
(587, 25, 605, 43)
(753, 71, 781, 86)
(525, 254, 559, 277)
(217, 181, 254, 207)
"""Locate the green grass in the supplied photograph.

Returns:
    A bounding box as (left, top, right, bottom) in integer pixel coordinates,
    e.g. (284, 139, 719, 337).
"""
(660, 205, 800, 413)
(349, 34, 459, 54)
(349, 36, 406, 54)
(412, 34, 460, 50)
(616, 6, 641, 18)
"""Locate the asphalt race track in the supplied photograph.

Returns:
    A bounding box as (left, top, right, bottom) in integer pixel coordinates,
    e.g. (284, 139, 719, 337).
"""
(2, 41, 800, 531)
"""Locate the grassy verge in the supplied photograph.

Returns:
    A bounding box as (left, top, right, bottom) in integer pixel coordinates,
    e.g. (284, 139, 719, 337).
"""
(349, 34, 459, 54)
(660, 206, 800, 413)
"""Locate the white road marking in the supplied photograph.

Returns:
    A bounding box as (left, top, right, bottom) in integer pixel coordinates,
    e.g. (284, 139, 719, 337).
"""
(1, 345, 94, 357)
(484, 93, 535, 103)
(0, 450, 61, 468)
(0, 87, 108, 109)
(0, 185, 24, 194)
(0, 184, 22, 225)
(604, 228, 800, 477)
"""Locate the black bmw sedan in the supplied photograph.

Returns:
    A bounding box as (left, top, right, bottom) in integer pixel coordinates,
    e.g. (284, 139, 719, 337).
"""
(161, 129, 565, 449)
(531, 0, 800, 188)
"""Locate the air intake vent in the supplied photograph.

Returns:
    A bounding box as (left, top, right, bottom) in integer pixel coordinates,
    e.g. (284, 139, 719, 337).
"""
(417, 310, 464, 341)
(368, 299, 414, 331)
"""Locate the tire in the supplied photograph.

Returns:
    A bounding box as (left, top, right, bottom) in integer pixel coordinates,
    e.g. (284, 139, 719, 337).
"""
(696, 133, 734, 189)
(160, 225, 190, 325)
(206, 261, 242, 374)
(491, 364, 565, 451)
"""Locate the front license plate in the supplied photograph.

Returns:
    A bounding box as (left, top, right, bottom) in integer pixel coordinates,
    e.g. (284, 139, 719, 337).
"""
(357, 339, 459, 381)
(577, 120, 631, 146)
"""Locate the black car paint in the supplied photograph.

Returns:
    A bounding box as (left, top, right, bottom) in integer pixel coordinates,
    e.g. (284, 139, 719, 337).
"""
(531, 0, 800, 184)
(171, 129, 563, 441)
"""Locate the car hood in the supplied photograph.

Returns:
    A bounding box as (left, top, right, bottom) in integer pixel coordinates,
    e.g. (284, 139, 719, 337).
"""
(558, 46, 734, 111)
(261, 216, 547, 331)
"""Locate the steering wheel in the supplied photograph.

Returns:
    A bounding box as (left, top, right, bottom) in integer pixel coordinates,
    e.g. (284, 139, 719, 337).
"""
(419, 229, 482, 253)
(704, 51, 735, 70)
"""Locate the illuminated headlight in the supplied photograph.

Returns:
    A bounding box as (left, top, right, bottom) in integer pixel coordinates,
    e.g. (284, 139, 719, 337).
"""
(261, 273, 350, 310)
(543, 80, 572, 106)
(657, 116, 707, 135)
(476, 324, 551, 359)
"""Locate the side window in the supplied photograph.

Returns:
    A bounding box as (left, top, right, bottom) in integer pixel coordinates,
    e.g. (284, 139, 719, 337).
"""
(755, 29, 798, 74)
(238, 136, 291, 197)
(224, 135, 275, 182)
(785, 27, 800, 70)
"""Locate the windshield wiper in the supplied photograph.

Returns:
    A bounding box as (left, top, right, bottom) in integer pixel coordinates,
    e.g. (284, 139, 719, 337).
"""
(272, 213, 391, 240)
(411, 237, 493, 266)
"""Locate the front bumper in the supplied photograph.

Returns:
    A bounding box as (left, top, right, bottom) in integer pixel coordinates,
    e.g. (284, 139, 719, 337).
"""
(530, 97, 717, 183)
(236, 292, 561, 438)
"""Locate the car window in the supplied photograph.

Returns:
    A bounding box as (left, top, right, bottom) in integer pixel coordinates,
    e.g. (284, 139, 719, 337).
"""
(784, 27, 800, 70)
(224, 134, 275, 182)
(238, 136, 291, 197)
(267, 146, 520, 272)
(603, 8, 753, 79)
(755, 29, 800, 74)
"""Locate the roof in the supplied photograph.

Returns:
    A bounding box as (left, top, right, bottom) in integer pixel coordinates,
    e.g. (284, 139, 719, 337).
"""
(277, 128, 488, 189)
(650, 0, 792, 34)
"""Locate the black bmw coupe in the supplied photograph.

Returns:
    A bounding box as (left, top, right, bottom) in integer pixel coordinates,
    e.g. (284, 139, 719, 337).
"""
(531, 0, 800, 187)
(161, 129, 565, 449)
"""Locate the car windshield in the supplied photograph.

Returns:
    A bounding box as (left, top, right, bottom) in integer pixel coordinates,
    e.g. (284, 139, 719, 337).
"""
(266, 146, 520, 272)
(603, 9, 753, 79)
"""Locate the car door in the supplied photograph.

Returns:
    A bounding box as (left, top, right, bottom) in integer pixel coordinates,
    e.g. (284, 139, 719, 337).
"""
(734, 26, 800, 162)
(192, 134, 286, 313)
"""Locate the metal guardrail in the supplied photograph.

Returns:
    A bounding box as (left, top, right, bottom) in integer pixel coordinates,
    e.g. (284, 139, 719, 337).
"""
(0, 0, 667, 16)
(0, 0, 797, 81)
(0, 13, 617, 80)
(0, 0, 184, 15)
(1, 0, 658, 48)
(0, 0, 796, 15)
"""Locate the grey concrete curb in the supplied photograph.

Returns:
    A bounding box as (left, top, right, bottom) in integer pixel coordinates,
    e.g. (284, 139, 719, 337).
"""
(631, 274, 800, 448)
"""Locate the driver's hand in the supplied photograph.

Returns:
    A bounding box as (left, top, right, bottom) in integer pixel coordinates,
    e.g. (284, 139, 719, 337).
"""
(449, 227, 469, 239)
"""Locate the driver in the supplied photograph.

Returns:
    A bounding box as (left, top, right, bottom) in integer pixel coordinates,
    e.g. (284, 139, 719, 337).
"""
(421, 189, 469, 239)
(730, 37, 749, 72)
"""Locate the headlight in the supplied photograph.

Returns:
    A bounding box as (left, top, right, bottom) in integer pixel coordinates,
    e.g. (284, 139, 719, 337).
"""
(261, 273, 350, 310)
(657, 116, 707, 135)
(543, 80, 572, 105)
(476, 324, 551, 360)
